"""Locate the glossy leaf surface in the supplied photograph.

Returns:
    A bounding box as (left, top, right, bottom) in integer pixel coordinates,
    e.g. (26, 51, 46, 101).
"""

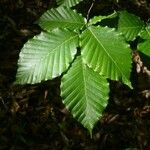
(38, 7, 85, 31)
(16, 29, 79, 84)
(118, 11, 144, 41)
(61, 56, 109, 134)
(81, 26, 132, 87)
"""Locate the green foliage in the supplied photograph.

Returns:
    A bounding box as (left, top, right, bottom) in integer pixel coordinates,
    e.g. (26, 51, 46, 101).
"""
(38, 7, 85, 31)
(88, 11, 117, 26)
(81, 26, 132, 88)
(15, 0, 150, 135)
(56, 0, 83, 7)
(138, 24, 150, 56)
(118, 11, 144, 41)
(61, 56, 109, 136)
(16, 28, 79, 84)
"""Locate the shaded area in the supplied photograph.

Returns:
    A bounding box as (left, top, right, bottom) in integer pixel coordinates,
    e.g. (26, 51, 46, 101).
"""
(0, 0, 150, 150)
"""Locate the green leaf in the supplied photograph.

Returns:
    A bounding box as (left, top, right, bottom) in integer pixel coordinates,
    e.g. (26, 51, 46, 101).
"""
(38, 6, 85, 31)
(16, 28, 79, 84)
(138, 25, 150, 56)
(118, 11, 144, 41)
(81, 26, 132, 88)
(88, 11, 117, 26)
(61, 56, 109, 135)
(138, 40, 150, 56)
(56, 0, 83, 7)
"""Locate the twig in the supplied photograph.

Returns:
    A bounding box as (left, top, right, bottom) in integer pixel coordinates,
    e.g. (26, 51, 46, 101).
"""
(87, 0, 95, 22)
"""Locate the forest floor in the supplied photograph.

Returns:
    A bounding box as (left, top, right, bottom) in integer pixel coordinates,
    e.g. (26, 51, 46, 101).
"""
(0, 0, 150, 150)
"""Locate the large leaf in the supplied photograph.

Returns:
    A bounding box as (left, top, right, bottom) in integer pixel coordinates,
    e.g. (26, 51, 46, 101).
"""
(138, 25, 150, 56)
(38, 6, 85, 31)
(16, 28, 79, 84)
(81, 26, 132, 88)
(61, 56, 109, 135)
(56, 0, 83, 7)
(118, 11, 144, 41)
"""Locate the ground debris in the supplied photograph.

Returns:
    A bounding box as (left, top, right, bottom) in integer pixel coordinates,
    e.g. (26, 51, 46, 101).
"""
(0, 0, 150, 150)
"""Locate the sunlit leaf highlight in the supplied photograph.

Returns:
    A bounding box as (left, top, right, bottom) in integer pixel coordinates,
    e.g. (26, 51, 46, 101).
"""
(61, 56, 109, 135)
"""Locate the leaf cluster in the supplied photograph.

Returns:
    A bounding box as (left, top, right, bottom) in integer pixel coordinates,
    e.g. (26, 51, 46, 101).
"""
(15, 0, 150, 135)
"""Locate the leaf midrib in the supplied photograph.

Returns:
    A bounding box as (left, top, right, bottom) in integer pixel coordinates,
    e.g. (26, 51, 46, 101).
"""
(26, 33, 78, 74)
(89, 27, 128, 81)
(81, 59, 90, 122)
(41, 33, 78, 60)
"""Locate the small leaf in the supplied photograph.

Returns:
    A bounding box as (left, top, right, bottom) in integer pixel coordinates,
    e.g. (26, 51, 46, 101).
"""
(16, 29, 79, 84)
(88, 11, 117, 26)
(139, 24, 150, 40)
(81, 26, 132, 88)
(138, 40, 150, 56)
(38, 6, 85, 31)
(118, 11, 144, 41)
(138, 25, 150, 56)
(56, 0, 83, 7)
(61, 56, 109, 135)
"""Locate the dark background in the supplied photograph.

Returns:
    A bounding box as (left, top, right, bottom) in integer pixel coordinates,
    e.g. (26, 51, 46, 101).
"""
(0, 0, 150, 150)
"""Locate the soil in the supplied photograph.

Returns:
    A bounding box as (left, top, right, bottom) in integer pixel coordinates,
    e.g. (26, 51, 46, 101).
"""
(0, 0, 150, 150)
